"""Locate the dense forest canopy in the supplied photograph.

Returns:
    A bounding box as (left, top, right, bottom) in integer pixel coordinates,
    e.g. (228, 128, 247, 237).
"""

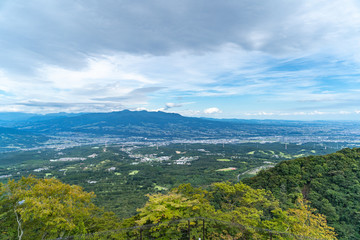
(0, 177, 119, 239)
(245, 148, 360, 239)
(0, 177, 336, 239)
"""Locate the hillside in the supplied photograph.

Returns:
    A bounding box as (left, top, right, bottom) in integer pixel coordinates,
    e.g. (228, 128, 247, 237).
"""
(0, 111, 360, 153)
(0, 142, 335, 217)
(16, 110, 243, 138)
(10, 110, 360, 140)
(0, 140, 352, 239)
(244, 148, 360, 239)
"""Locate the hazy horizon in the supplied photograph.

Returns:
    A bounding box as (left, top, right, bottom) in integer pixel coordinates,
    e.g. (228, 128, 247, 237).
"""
(1, 109, 360, 122)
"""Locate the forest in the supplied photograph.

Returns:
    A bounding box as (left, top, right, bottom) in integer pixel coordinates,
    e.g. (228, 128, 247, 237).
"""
(245, 148, 360, 239)
(0, 142, 356, 239)
(0, 177, 336, 239)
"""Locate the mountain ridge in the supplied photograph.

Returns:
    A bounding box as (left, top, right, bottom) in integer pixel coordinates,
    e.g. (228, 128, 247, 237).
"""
(15, 110, 245, 138)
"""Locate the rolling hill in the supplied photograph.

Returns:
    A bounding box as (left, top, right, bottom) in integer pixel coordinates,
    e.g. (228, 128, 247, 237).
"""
(244, 148, 360, 239)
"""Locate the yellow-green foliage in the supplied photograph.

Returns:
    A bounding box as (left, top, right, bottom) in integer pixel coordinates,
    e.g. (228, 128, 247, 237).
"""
(217, 159, 232, 162)
(0, 178, 337, 240)
(278, 152, 292, 159)
(216, 167, 236, 172)
(129, 170, 139, 175)
(154, 185, 168, 191)
(124, 182, 336, 240)
(285, 198, 337, 239)
(0, 176, 119, 239)
(245, 148, 360, 239)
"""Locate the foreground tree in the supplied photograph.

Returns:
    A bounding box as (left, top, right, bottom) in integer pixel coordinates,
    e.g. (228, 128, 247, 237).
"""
(210, 182, 336, 239)
(120, 190, 215, 239)
(0, 176, 119, 240)
(284, 198, 337, 239)
(124, 182, 337, 239)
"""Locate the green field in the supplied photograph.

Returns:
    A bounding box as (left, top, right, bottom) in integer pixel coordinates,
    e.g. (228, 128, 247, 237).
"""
(216, 167, 237, 171)
(217, 158, 232, 162)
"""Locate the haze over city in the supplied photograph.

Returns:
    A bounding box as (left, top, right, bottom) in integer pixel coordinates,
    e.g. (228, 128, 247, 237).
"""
(1, 0, 360, 120)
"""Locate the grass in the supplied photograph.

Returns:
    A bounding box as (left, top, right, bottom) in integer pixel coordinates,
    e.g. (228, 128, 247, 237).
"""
(129, 170, 139, 175)
(216, 167, 237, 172)
(154, 185, 168, 191)
(278, 152, 292, 159)
(217, 159, 232, 162)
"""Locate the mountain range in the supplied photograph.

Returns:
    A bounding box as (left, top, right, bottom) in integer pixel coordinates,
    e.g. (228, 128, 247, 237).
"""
(0, 110, 360, 151)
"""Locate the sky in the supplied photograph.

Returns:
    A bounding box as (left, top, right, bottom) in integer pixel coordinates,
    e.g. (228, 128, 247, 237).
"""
(1, 0, 360, 120)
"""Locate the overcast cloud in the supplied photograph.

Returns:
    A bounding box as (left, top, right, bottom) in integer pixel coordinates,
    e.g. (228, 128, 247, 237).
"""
(1, 0, 360, 119)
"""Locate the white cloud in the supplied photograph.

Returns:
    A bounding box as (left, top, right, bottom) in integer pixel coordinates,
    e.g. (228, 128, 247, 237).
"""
(1, 1, 360, 118)
(245, 112, 275, 116)
(244, 110, 355, 117)
(165, 103, 182, 109)
(177, 110, 201, 116)
(1, 0, 360, 72)
(204, 107, 222, 114)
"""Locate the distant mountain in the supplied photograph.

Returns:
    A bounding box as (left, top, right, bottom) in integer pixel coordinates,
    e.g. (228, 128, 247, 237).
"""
(18, 110, 248, 138)
(0, 112, 38, 127)
(6, 110, 343, 150)
(0, 112, 38, 122)
(0, 112, 82, 127)
(244, 148, 360, 239)
(24, 112, 83, 123)
(12, 110, 360, 140)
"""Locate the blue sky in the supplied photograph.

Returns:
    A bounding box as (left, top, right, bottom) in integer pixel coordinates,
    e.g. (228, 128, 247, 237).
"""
(1, 0, 360, 120)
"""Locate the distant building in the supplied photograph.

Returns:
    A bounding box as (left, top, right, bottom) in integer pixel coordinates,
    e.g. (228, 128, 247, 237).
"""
(87, 153, 98, 158)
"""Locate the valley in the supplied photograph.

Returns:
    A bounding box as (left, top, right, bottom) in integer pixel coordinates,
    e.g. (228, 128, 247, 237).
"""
(1, 111, 359, 239)
(2, 111, 360, 153)
(0, 142, 337, 218)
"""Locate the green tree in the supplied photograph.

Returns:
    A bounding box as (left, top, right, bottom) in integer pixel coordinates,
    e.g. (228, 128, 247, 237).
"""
(123, 182, 337, 239)
(244, 148, 360, 239)
(209, 182, 281, 239)
(0, 176, 119, 240)
(133, 191, 214, 239)
(285, 198, 336, 239)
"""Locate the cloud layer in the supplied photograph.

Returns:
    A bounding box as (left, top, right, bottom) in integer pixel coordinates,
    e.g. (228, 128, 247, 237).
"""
(1, 0, 360, 119)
